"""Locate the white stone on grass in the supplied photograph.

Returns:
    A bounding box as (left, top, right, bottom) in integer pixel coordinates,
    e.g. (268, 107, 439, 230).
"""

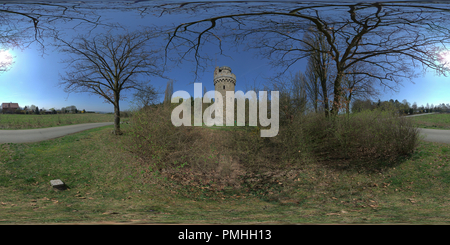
(50, 179, 66, 189)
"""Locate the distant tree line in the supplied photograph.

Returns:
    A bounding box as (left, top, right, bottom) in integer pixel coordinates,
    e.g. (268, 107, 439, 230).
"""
(351, 99, 450, 115)
(1, 105, 88, 115)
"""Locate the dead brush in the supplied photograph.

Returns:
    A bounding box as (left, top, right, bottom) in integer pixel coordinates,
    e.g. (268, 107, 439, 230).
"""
(162, 128, 246, 190)
(124, 104, 246, 190)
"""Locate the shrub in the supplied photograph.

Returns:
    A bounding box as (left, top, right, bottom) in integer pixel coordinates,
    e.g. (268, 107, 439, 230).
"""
(305, 109, 420, 164)
(238, 108, 420, 172)
(125, 104, 196, 170)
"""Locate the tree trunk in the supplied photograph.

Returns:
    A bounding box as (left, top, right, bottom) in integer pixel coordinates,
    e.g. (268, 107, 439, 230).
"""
(330, 71, 344, 117)
(346, 93, 352, 116)
(113, 92, 122, 135)
(321, 77, 329, 117)
(313, 77, 319, 113)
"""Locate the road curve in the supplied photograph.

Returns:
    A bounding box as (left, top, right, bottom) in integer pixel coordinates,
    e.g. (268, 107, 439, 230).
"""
(402, 113, 450, 143)
(0, 122, 114, 144)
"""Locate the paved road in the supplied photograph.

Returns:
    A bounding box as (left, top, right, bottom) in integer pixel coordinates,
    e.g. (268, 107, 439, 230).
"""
(0, 122, 114, 143)
(402, 113, 450, 143)
(403, 113, 438, 118)
(418, 128, 450, 144)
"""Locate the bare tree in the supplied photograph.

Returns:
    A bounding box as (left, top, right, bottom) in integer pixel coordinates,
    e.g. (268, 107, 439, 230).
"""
(267, 71, 307, 124)
(0, 2, 113, 79)
(290, 71, 308, 116)
(412, 102, 418, 111)
(133, 84, 159, 108)
(57, 29, 165, 135)
(402, 99, 410, 108)
(163, 80, 174, 107)
(161, 2, 450, 117)
(341, 61, 380, 115)
(0, 3, 108, 51)
(302, 26, 334, 116)
(303, 63, 320, 113)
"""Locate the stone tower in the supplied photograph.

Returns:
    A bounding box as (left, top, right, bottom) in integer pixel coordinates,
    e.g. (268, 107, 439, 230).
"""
(214, 66, 236, 123)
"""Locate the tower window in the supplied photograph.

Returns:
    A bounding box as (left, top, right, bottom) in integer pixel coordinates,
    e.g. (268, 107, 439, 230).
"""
(223, 85, 225, 89)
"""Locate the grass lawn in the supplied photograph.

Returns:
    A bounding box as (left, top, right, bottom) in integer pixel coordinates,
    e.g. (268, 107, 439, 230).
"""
(0, 113, 116, 130)
(1, 120, 450, 224)
(408, 113, 450, 130)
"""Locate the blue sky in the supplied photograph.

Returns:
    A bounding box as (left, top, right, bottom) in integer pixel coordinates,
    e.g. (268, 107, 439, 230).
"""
(0, 1, 449, 112)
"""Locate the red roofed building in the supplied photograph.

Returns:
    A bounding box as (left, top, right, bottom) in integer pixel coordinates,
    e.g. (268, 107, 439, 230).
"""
(1, 103, 20, 114)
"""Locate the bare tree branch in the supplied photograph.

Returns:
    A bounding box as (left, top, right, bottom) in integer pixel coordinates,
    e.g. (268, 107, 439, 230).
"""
(158, 1, 450, 116)
(56, 29, 166, 135)
(0, 2, 112, 53)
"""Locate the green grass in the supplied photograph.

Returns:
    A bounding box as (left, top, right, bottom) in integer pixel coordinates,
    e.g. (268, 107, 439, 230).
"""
(2, 120, 450, 224)
(0, 113, 116, 130)
(408, 113, 450, 130)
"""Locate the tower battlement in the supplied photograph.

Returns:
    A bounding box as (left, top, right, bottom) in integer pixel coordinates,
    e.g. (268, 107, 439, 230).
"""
(213, 66, 236, 86)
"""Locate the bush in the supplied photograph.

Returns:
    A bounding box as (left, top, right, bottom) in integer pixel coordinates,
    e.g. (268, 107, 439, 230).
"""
(300, 109, 420, 164)
(125, 104, 196, 171)
(234, 108, 421, 172)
